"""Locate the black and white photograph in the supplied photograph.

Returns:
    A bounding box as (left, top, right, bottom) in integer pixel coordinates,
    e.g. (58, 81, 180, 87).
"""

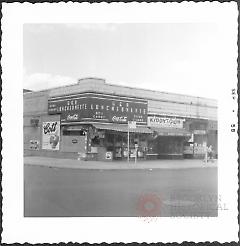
(23, 22, 219, 218)
(1, 2, 239, 244)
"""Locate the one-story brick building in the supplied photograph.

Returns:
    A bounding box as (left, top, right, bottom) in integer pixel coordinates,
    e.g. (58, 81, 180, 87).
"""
(24, 77, 217, 161)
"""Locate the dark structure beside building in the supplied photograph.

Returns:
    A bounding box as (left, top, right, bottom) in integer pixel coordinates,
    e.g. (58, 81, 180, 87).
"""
(24, 78, 218, 161)
(23, 89, 33, 93)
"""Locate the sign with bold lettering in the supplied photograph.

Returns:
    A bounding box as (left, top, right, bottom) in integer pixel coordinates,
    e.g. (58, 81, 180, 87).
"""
(128, 121, 136, 129)
(148, 116, 184, 128)
(48, 92, 148, 124)
(193, 130, 206, 135)
(42, 121, 60, 150)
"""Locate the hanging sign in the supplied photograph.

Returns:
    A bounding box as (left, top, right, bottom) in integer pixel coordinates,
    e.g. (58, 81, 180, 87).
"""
(42, 121, 60, 150)
(128, 121, 137, 129)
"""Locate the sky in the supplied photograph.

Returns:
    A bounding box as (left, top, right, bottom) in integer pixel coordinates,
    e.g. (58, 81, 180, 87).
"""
(23, 23, 231, 99)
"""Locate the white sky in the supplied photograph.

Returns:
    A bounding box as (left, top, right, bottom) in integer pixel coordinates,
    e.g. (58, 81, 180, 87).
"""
(23, 22, 234, 100)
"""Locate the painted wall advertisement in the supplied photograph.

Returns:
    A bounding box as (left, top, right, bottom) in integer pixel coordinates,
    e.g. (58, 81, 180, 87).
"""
(42, 121, 60, 150)
(148, 116, 184, 128)
(48, 92, 148, 125)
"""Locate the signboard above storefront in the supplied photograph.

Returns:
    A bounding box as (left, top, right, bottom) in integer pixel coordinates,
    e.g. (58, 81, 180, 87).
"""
(48, 92, 148, 125)
(128, 121, 136, 129)
(193, 130, 206, 135)
(148, 116, 184, 128)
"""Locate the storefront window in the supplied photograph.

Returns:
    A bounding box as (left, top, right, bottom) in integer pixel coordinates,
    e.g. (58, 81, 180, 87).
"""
(115, 147, 122, 158)
(122, 134, 127, 147)
(105, 132, 114, 151)
(115, 134, 122, 147)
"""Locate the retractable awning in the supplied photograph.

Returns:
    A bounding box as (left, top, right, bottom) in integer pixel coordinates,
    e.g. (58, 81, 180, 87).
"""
(64, 125, 86, 131)
(151, 127, 191, 137)
(92, 123, 153, 134)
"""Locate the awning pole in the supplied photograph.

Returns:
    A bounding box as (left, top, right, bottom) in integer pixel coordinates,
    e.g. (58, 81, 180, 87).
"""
(128, 124, 130, 162)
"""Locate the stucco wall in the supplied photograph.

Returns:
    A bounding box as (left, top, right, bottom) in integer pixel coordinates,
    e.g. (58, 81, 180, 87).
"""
(24, 91, 49, 116)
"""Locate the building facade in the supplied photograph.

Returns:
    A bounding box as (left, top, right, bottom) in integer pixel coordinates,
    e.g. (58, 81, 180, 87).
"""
(24, 78, 218, 161)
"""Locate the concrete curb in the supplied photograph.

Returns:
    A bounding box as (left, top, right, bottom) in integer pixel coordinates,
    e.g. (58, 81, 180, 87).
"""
(24, 162, 218, 171)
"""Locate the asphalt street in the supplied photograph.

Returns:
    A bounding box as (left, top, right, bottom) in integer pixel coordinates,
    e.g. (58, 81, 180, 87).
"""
(24, 163, 218, 217)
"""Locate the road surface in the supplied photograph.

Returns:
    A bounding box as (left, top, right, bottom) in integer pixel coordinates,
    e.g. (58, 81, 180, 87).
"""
(24, 164, 218, 217)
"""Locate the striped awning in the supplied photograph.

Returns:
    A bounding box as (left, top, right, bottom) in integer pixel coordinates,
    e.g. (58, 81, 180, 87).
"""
(92, 123, 153, 134)
(151, 127, 191, 137)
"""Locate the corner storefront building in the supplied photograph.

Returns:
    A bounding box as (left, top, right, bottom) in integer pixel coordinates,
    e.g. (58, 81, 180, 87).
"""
(24, 78, 218, 161)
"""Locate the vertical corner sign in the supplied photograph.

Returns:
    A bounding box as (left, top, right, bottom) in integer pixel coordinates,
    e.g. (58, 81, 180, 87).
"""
(42, 121, 60, 150)
(128, 121, 137, 129)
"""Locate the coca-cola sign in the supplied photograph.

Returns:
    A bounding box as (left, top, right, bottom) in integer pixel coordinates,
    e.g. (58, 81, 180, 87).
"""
(67, 114, 79, 121)
(112, 116, 127, 122)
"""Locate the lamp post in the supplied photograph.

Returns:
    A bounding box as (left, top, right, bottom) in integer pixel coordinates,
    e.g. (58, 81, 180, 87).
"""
(127, 125, 130, 162)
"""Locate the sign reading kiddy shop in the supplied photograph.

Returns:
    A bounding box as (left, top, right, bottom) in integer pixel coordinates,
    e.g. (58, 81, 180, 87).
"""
(42, 121, 60, 150)
(148, 116, 184, 128)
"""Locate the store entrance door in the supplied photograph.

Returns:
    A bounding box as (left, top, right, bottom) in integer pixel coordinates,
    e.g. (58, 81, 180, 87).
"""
(113, 133, 128, 160)
(156, 136, 184, 159)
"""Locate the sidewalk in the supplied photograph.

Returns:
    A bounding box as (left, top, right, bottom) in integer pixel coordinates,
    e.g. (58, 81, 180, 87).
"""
(24, 156, 218, 170)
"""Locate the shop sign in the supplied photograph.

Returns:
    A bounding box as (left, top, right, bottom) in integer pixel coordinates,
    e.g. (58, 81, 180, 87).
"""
(148, 116, 184, 128)
(193, 130, 206, 135)
(194, 146, 205, 154)
(48, 92, 148, 124)
(128, 121, 136, 129)
(42, 121, 60, 150)
(183, 146, 193, 155)
(112, 116, 127, 123)
(67, 114, 79, 121)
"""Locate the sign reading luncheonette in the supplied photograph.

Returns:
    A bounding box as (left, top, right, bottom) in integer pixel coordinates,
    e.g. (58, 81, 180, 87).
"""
(48, 92, 148, 125)
(148, 116, 185, 128)
(42, 121, 60, 150)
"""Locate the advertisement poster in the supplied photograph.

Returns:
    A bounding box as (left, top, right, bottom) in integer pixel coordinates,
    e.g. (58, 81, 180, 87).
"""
(42, 121, 60, 150)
